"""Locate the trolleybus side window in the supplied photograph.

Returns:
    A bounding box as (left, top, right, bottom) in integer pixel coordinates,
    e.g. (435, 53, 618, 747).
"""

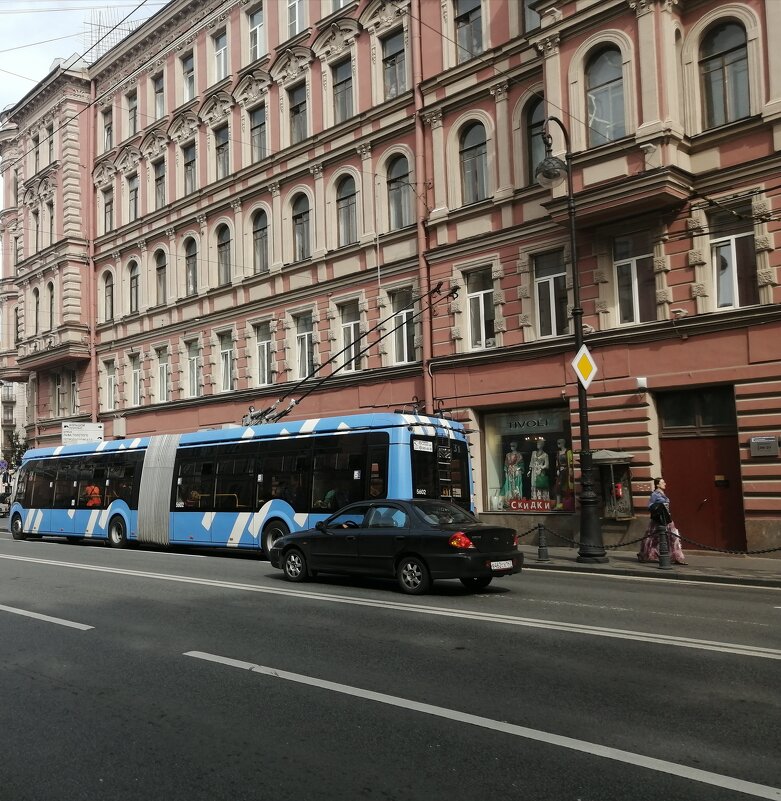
(214, 445, 256, 511)
(53, 457, 80, 508)
(29, 462, 56, 508)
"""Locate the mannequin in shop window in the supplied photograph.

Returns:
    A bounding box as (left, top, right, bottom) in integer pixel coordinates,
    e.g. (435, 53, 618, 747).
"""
(553, 438, 574, 510)
(501, 441, 524, 503)
(528, 438, 550, 501)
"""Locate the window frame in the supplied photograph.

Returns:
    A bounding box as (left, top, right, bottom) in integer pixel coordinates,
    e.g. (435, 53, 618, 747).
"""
(466, 268, 495, 350)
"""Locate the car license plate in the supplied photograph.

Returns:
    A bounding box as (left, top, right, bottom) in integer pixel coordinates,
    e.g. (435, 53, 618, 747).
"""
(491, 559, 513, 570)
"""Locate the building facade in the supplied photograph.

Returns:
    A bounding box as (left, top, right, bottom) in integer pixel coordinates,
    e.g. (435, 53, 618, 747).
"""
(0, 0, 779, 552)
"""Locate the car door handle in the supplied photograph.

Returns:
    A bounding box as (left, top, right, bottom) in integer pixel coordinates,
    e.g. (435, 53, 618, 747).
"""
(346, 535, 357, 541)
(394, 535, 405, 541)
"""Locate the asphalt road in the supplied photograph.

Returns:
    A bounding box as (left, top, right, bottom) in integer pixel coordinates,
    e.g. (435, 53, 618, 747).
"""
(1, 532, 779, 801)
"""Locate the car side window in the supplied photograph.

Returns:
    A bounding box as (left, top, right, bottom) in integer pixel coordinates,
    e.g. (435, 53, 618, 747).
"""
(367, 506, 408, 528)
(329, 505, 370, 527)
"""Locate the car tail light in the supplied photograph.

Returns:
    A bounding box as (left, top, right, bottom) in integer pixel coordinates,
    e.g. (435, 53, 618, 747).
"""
(449, 532, 475, 549)
(513, 534, 519, 547)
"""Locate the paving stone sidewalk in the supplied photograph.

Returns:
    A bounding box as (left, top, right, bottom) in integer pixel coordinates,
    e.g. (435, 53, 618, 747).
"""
(520, 545, 781, 588)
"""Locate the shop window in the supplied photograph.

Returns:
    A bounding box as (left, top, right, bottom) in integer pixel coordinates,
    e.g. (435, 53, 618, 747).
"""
(483, 407, 573, 513)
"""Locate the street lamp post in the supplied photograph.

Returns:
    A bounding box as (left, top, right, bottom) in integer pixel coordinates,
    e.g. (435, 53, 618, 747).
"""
(536, 115, 607, 563)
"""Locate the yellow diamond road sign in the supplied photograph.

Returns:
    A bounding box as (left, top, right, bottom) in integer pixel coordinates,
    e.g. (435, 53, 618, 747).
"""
(572, 344, 597, 390)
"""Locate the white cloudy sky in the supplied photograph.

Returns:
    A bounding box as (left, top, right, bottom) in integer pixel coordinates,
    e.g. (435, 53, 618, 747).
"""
(0, 1, 167, 114)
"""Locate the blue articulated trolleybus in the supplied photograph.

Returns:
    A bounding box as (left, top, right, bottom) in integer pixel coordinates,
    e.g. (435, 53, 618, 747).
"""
(10, 413, 472, 555)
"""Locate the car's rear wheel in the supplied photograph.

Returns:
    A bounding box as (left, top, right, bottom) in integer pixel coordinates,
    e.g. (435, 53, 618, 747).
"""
(263, 520, 289, 558)
(460, 576, 493, 591)
(11, 514, 25, 541)
(397, 556, 431, 595)
(107, 516, 127, 548)
(283, 548, 308, 583)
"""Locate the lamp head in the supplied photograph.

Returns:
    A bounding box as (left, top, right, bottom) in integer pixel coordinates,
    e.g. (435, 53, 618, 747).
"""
(535, 154, 568, 189)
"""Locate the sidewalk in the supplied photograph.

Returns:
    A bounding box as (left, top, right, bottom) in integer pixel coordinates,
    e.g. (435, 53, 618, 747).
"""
(520, 545, 781, 588)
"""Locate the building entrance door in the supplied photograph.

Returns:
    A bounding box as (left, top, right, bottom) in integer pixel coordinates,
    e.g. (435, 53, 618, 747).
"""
(658, 387, 746, 552)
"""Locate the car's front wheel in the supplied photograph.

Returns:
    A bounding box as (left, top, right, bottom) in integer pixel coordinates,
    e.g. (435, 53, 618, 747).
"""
(11, 514, 25, 541)
(397, 556, 431, 595)
(460, 576, 493, 591)
(263, 520, 289, 558)
(283, 548, 308, 583)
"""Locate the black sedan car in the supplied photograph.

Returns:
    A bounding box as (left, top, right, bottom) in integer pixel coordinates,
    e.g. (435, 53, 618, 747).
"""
(269, 499, 522, 595)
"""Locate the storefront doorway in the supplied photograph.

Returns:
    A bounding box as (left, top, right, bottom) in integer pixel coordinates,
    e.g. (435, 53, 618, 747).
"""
(657, 387, 746, 551)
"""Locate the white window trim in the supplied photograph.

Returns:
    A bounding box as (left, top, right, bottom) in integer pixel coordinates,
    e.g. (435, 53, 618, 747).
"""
(448, 256, 504, 353)
(441, 0, 486, 70)
(358, 0, 411, 108)
(445, 111, 496, 209)
(326, 168, 363, 251)
(567, 31, 636, 152)
(680, 6, 763, 136)
(517, 242, 571, 345)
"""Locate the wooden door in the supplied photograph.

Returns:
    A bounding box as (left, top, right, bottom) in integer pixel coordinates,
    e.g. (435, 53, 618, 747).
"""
(660, 435, 745, 551)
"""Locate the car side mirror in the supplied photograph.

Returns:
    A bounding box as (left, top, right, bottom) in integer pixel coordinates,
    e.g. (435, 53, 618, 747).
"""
(316, 520, 327, 533)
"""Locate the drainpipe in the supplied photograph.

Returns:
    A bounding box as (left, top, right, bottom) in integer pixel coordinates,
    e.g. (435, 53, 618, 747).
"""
(87, 79, 98, 423)
(410, 0, 433, 415)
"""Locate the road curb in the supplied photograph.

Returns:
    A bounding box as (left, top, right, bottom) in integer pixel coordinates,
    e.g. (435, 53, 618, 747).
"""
(523, 561, 781, 589)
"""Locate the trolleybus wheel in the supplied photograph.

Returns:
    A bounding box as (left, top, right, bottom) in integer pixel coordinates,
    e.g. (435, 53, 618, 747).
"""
(262, 520, 289, 558)
(11, 514, 25, 541)
(107, 516, 128, 548)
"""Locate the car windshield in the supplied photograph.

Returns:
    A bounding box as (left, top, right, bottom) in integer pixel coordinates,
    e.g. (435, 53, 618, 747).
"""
(411, 500, 479, 526)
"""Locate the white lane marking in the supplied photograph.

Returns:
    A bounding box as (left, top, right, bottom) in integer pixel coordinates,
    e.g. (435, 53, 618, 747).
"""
(1, 553, 779, 660)
(184, 650, 781, 800)
(0, 604, 93, 630)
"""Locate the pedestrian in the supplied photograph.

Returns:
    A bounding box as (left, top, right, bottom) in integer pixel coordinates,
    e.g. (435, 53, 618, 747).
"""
(638, 477, 687, 565)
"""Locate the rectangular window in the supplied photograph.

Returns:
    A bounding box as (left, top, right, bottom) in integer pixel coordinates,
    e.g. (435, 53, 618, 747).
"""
(391, 288, 415, 364)
(187, 341, 201, 398)
(382, 31, 406, 99)
(154, 160, 166, 209)
(47, 126, 54, 163)
(219, 333, 234, 392)
(255, 322, 272, 385)
(103, 111, 113, 151)
(614, 233, 656, 325)
(710, 209, 758, 309)
(127, 91, 138, 136)
(182, 54, 195, 102)
(333, 59, 353, 124)
(249, 6, 265, 61)
(455, 0, 482, 63)
(289, 83, 307, 144)
(33, 135, 40, 172)
(535, 251, 569, 338)
(157, 349, 169, 402)
(183, 143, 197, 194)
(295, 313, 314, 379)
(69, 370, 78, 415)
(128, 174, 139, 222)
(105, 361, 116, 411)
(32, 211, 40, 253)
(523, 0, 541, 33)
(214, 31, 228, 82)
(54, 373, 63, 417)
(250, 106, 266, 162)
(103, 189, 114, 232)
(340, 301, 361, 372)
(153, 74, 165, 119)
(288, 0, 304, 39)
(467, 268, 495, 349)
(47, 201, 54, 245)
(215, 125, 230, 179)
(130, 354, 141, 406)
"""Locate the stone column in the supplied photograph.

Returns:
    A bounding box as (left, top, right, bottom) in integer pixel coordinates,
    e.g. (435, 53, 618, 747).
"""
(424, 110, 447, 221)
(311, 163, 326, 259)
(357, 144, 376, 243)
(491, 82, 513, 200)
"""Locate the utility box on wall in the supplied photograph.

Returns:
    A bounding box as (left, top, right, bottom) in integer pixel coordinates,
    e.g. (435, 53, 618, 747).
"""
(593, 450, 634, 520)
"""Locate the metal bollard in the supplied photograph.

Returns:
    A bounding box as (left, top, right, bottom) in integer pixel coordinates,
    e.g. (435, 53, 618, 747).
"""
(657, 523, 673, 570)
(537, 523, 551, 563)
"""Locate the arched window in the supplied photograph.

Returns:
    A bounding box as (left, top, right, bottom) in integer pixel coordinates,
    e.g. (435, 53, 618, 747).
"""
(32, 289, 40, 335)
(585, 47, 625, 147)
(155, 250, 167, 306)
(292, 195, 310, 261)
(129, 261, 139, 314)
(527, 97, 546, 185)
(459, 122, 488, 204)
(217, 225, 231, 285)
(252, 210, 269, 274)
(184, 238, 198, 296)
(336, 175, 357, 247)
(387, 156, 412, 230)
(103, 272, 114, 321)
(47, 282, 55, 330)
(699, 23, 749, 129)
